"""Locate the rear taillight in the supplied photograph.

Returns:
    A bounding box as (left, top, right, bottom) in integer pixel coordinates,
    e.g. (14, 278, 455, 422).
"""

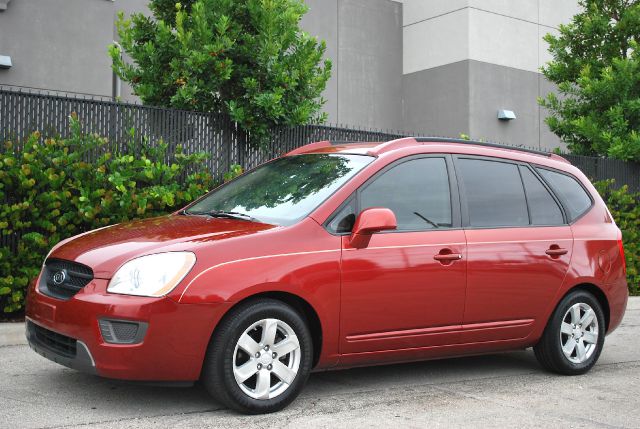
(618, 236, 627, 275)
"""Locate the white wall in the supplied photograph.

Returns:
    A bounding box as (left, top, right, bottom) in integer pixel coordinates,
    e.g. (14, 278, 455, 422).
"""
(402, 0, 581, 74)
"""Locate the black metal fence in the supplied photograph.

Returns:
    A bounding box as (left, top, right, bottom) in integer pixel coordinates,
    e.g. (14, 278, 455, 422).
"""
(1, 85, 639, 191)
(560, 154, 640, 193)
(0, 86, 406, 176)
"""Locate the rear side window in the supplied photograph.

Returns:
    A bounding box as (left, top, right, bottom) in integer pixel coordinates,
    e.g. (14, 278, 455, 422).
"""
(457, 158, 529, 227)
(520, 167, 564, 225)
(360, 157, 452, 231)
(536, 168, 592, 221)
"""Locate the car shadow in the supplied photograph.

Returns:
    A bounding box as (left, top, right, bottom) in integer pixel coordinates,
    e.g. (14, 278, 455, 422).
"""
(39, 349, 539, 417)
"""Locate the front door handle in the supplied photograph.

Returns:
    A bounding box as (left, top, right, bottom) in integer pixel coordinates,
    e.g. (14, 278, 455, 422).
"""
(433, 253, 462, 262)
(545, 247, 568, 256)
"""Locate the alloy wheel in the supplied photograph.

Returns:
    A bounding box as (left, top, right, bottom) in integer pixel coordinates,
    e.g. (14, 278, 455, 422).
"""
(560, 302, 599, 364)
(232, 318, 301, 400)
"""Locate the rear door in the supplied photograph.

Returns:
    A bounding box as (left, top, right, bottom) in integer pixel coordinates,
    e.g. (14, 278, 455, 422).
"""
(455, 156, 573, 342)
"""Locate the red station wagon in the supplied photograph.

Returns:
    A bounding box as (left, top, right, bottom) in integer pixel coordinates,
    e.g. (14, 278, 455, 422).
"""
(26, 137, 628, 414)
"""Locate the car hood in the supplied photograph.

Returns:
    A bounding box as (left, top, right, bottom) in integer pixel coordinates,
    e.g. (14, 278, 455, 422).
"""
(49, 214, 277, 278)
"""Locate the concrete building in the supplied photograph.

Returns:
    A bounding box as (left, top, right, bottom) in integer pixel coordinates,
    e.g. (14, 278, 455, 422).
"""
(0, 0, 580, 149)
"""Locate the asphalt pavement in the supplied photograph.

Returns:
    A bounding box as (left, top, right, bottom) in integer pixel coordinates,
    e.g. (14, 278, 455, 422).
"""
(1, 298, 639, 429)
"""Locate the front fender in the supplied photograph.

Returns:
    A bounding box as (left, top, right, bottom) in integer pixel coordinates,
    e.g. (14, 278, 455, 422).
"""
(177, 249, 342, 368)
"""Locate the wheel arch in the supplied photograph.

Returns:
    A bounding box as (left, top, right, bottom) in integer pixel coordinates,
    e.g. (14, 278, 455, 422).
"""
(212, 291, 324, 368)
(563, 283, 611, 332)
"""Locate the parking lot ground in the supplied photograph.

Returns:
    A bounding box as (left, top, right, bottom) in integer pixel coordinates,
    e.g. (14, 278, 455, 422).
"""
(1, 298, 639, 429)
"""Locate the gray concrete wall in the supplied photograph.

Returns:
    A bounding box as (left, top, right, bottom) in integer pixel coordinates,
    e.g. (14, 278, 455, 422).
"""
(336, 0, 403, 130)
(402, 61, 470, 138)
(467, 60, 564, 151)
(0, 0, 114, 95)
(401, 59, 564, 151)
(300, 0, 338, 123)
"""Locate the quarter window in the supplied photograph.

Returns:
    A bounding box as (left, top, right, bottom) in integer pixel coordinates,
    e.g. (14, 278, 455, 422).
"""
(536, 168, 592, 221)
(458, 158, 529, 227)
(520, 167, 564, 225)
(327, 199, 356, 233)
(359, 157, 452, 231)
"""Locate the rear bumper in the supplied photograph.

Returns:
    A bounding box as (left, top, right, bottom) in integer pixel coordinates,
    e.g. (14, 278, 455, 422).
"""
(606, 276, 629, 334)
(25, 275, 232, 381)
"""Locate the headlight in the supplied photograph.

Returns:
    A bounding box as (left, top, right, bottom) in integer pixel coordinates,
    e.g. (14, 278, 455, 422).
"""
(107, 252, 196, 297)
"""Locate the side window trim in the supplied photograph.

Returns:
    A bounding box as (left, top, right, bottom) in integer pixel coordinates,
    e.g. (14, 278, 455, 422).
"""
(532, 165, 595, 224)
(517, 165, 533, 225)
(323, 154, 461, 235)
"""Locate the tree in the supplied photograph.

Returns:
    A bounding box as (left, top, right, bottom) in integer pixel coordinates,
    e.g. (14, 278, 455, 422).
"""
(110, 0, 332, 146)
(540, 0, 640, 161)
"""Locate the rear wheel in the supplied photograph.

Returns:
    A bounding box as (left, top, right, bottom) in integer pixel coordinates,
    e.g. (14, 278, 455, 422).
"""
(534, 290, 605, 375)
(202, 299, 313, 414)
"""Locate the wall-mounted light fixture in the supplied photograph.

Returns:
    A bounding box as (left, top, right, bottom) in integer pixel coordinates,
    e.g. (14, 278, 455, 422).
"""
(0, 55, 12, 69)
(497, 109, 516, 121)
(0, 0, 12, 11)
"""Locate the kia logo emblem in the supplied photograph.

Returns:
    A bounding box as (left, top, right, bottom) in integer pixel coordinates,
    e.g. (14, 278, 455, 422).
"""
(52, 270, 67, 285)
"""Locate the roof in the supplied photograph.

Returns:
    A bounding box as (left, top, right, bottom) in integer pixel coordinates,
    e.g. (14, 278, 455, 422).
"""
(285, 137, 570, 164)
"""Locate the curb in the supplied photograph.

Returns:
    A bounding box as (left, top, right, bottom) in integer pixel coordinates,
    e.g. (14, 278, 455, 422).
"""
(0, 322, 25, 347)
(1, 297, 638, 347)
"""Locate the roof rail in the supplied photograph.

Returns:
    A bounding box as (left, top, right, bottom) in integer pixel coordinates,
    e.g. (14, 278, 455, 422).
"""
(283, 137, 570, 163)
(414, 137, 552, 157)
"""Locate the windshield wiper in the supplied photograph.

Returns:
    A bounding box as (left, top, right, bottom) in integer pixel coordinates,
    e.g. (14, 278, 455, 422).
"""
(413, 212, 439, 228)
(198, 210, 261, 223)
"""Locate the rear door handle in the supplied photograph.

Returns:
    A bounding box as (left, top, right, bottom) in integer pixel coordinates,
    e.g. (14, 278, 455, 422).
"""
(545, 248, 568, 256)
(433, 253, 463, 261)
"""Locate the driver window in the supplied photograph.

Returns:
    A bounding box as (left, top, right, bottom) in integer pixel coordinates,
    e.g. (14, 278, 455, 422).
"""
(359, 157, 452, 231)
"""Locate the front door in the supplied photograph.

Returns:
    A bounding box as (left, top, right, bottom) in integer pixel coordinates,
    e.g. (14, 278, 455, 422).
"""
(337, 155, 467, 354)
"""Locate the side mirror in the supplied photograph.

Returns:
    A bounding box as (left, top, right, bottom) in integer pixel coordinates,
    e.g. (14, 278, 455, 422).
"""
(349, 208, 397, 248)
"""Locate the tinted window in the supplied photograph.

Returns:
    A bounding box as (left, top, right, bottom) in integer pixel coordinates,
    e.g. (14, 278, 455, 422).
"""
(458, 158, 528, 227)
(520, 167, 564, 225)
(536, 168, 592, 221)
(186, 154, 373, 226)
(360, 157, 452, 231)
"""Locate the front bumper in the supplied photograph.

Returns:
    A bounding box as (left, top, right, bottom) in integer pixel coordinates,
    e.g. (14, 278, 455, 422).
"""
(25, 275, 232, 381)
(26, 319, 97, 375)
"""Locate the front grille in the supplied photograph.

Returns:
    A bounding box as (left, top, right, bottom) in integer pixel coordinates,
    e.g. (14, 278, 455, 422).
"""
(32, 323, 77, 358)
(39, 258, 94, 300)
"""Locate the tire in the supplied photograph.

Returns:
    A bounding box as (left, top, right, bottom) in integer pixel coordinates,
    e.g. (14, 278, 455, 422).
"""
(534, 290, 605, 375)
(201, 298, 313, 414)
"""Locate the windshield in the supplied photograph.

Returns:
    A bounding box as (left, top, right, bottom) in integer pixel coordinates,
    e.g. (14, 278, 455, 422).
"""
(185, 154, 373, 226)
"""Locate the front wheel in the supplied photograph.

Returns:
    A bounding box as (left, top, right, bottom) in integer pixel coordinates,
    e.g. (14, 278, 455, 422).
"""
(534, 290, 605, 375)
(202, 299, 313, 414)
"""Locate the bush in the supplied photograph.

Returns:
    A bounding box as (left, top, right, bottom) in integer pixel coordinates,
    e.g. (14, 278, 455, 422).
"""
(0, 118, 213, 315)
(595, 180, 640, 295)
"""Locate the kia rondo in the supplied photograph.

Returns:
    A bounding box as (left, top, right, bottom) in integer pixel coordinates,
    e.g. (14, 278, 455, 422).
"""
(26, 137, 628, 414)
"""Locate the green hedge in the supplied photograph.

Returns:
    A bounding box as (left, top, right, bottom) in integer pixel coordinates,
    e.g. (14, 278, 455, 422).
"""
(0, 118, 213, 314)
(594, 180, 639, 295)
